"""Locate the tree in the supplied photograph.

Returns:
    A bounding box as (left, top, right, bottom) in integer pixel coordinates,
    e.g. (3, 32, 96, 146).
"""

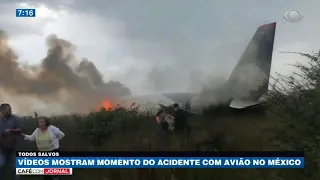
(265, 50, 320, 178)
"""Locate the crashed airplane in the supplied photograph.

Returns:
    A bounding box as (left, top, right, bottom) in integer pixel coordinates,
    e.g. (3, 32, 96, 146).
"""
(108, 22, 276, 114)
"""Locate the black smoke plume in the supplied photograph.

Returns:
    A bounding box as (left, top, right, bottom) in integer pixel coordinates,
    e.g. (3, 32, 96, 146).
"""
(0, 30, 131, 114)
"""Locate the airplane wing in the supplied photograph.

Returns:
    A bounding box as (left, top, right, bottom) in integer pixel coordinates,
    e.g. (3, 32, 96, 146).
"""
(158, 102, 199, 115)
(158, 102, 168, 109)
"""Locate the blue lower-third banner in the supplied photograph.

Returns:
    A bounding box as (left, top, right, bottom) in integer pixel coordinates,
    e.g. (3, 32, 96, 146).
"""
(16, 157, 304, 168)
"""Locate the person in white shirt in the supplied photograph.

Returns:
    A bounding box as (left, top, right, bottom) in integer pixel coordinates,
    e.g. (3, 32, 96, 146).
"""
(21, 117, 65, 152)
(22, 117, 64, 180)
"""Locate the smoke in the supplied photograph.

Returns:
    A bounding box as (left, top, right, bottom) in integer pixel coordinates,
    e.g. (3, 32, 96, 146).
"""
(189, 77, 231, 112)
(0, 30, 131, 114)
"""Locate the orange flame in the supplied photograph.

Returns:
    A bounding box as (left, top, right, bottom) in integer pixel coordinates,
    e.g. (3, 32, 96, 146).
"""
(97, 99, 112, 111)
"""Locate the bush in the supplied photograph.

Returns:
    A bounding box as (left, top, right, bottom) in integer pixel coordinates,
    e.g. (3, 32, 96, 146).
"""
(75, 107, 152, 149)
(265, 51, 320, 179)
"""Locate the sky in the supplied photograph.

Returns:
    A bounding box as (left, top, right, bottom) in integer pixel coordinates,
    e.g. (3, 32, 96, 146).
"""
(0, 0, 319, 95)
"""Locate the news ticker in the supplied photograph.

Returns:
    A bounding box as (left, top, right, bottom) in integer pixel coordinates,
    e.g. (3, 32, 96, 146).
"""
(16, 168, 72, 175)
(17, 151, 304, 157)
(16, 157, 304, 169)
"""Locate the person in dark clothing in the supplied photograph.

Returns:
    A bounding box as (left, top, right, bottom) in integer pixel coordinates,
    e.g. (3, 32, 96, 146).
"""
(0, 103, 23, 180)
(172, 103, 188, 149)
(172, 103, 187, 133)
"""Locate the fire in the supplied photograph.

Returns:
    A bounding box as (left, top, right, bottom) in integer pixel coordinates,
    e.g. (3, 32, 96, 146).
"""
(103, 100, 112, 110)
(97, 99, 112, 111)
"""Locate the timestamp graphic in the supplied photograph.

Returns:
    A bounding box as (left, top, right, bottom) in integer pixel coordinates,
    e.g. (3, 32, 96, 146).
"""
(16, 9, 36, 17)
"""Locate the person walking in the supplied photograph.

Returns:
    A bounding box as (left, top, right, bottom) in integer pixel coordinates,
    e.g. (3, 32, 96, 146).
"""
(0, 103, 23, 180)
(21, 116, 65, 180)
(172, 103, 188, 149)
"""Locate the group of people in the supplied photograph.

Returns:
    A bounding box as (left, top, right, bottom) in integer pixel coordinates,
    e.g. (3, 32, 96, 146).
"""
(0, 103, 65, 180)
(155, 103, 189, 149)
(0, 102, 188, 178)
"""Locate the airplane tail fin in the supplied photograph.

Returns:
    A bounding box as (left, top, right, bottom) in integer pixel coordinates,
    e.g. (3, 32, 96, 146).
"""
(227, 22, 276, 108)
